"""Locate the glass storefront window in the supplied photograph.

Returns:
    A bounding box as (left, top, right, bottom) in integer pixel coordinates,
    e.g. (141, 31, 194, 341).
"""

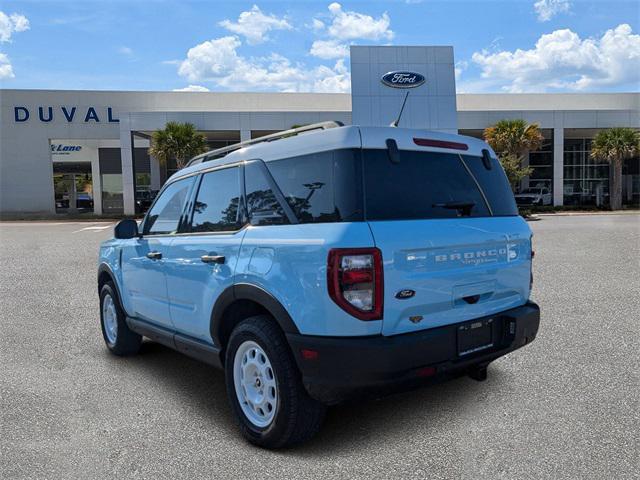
(102, 174, 123, 214)
(52, 162, 94, 214)
(527, 133, 553, 192)
(563, 138, 610, 207)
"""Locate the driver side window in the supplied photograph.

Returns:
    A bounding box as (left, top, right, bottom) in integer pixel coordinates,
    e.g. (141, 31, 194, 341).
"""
(143, 177, 195, 235)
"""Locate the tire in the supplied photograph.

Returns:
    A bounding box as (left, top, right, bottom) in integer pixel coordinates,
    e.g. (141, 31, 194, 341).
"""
(99, 281, 142, 356)
(225, 315, 326, 448)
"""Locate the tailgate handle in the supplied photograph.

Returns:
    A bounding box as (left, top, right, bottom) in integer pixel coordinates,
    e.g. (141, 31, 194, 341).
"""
(462, 294, 481, 304)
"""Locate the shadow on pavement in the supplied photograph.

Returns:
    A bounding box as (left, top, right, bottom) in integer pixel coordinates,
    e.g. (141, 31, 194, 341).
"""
(124, 339, 498, 454)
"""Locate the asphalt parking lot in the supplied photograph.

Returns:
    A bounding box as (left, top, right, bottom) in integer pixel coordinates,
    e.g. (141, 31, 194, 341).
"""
(1, 214, 638, 479)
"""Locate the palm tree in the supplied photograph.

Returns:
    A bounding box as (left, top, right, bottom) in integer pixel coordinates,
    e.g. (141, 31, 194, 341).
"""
(590, 128, 640, 210)
(483, 119, 544, 189)
(148, 122, 208, 171)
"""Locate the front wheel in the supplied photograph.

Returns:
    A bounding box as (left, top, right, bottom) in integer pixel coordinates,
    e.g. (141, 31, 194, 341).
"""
(99, 282, 142, 356)
(225, 315, 325, 448)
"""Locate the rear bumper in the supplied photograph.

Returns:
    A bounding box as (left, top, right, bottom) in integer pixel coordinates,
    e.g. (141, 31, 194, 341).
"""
(286, 302, 540, 404)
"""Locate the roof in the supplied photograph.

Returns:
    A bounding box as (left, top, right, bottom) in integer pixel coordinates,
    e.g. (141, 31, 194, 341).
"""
(171, 124, 493, 183)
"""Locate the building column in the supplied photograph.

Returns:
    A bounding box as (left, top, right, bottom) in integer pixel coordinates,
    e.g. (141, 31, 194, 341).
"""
(521, 153, 530, 190)
(553, 127, 564, 206)
(91, 150, 103, 215)
(240, 129, 251, 142)
(150, 155, 161, 191)
(120, 117, 136, 215)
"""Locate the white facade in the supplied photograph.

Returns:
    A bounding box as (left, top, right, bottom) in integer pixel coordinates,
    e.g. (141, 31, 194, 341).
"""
(0, 46, 638, 216)
(350, 46, 457, 132)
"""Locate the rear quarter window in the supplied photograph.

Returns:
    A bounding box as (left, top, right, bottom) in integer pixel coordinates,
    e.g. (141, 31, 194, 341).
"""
(266, 149, 363, 224)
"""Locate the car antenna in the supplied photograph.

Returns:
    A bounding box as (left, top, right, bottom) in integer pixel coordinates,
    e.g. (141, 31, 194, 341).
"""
(389, 91, 410, 127)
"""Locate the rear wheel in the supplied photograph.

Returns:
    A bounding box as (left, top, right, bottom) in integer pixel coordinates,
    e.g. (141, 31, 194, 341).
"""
(225, 315, 325, 448)
(99, 282, 142, 356)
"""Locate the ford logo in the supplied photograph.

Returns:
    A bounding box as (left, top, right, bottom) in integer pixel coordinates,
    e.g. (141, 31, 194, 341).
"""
(395, 289, 416, 299)
(381, 71, 426, 89)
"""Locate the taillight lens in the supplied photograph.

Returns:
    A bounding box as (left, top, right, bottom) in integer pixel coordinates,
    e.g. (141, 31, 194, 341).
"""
(327, 248, 383, 320)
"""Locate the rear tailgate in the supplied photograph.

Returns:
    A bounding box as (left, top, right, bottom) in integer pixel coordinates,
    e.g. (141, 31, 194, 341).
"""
(359, 129, 532, 336)
(369, 217, 531, 335)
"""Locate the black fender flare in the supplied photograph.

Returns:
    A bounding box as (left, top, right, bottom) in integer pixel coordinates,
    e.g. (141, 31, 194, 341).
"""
(97, 263, 131, 317)
(97, 263, 117, 293)
(210, 283, 300, 348)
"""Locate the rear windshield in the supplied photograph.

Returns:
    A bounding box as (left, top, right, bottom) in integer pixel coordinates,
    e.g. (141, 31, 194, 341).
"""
(461, 154, 518, 216)
(363, 149, 518, 220)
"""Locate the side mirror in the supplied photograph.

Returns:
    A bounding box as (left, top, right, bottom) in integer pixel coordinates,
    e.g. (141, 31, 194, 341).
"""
(114, 219, 139, 239)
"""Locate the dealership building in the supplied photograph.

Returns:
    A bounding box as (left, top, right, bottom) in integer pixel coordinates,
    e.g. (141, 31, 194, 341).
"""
(1, 45, 638, 216)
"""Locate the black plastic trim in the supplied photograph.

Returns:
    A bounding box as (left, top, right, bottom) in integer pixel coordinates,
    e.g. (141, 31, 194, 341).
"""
(126, 317, 222, 368)
(97, 263, 132, 318)
(210, 283, 300, 348)
(287, 301, 540, 404)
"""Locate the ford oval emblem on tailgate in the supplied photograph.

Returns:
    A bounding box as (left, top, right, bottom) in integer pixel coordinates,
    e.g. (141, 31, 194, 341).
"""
(381, 71, 426, 89)
(396, 289, 415, 299)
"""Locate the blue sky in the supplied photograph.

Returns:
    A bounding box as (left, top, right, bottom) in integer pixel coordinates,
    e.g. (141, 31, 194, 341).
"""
(0, 0, 638, 93)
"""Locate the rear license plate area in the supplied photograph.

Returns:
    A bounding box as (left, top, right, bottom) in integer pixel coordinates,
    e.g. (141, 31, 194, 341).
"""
(457, 318, 495, 357)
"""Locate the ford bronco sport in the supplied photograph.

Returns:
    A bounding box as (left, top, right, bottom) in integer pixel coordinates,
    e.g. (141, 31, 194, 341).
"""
(98, 122, 540, 448)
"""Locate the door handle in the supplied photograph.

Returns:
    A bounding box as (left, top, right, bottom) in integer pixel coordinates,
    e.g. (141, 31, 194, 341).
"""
(201, 255, 225, 264)
(146, 251, 162, 260)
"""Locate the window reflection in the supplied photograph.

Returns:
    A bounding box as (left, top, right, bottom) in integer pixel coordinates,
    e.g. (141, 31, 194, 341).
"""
(144, 177, 194, 234)
(266, 150, 362, 224)
(245, 162, 288, 226)
(191, 167, 242, 232)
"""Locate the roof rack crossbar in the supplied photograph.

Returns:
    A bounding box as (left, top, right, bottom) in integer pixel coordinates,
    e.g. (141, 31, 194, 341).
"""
(186, 120, 343, 167)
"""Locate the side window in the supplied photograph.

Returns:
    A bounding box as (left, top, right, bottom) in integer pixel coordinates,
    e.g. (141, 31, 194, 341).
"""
(245, 161, 288, 226)
(190, 167, 243, 233)
(266, 150, 363, 224)
(143, 176, 195, 235)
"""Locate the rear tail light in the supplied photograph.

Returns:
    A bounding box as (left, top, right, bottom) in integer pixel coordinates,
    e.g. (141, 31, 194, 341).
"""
(327, 248, 383, 320)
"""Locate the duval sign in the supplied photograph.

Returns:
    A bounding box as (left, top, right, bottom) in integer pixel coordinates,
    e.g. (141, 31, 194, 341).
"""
(14, 106, 119, 123)
(381, 71, 426, 89)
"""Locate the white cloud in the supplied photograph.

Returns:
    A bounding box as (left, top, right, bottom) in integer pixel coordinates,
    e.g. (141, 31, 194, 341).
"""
(0, 52, 14, 79)
(325, 3, 393, 41)
(118, 46, 133, 56)
(173, 85, 210, 92)
(0, 11, 29, 43)
(178, 36, 243, 82)
(308, 3, 393, 59)
(177, 35, 350, 93)
(310, 39, 349, 60)
(471, 24, 640, 92)
(219, 5, 291, 45)
(533, 0, 571, 22)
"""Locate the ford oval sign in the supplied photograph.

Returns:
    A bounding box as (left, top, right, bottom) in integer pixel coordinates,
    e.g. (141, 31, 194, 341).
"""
(381, 71, 426, 89)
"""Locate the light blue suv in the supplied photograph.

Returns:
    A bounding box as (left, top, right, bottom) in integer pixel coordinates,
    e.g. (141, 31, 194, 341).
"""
(98, 122, 540, 448)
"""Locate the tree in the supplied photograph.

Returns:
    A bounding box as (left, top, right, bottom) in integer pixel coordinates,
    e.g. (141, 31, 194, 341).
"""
(148, 122, 208, 171)
(483, 119, 544, 190)
(590, 127, 640, 210)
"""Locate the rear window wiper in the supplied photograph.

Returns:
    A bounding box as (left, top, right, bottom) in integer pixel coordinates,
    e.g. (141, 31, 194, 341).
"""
(432, 201, 476, 216)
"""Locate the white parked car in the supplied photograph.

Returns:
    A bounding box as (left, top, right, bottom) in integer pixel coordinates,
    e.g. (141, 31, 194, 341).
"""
(515, 187, 552, 206)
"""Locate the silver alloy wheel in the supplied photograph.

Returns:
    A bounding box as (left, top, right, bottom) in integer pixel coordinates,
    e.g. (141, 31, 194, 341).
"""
(233, 340, 278, 428)
(102, 293, 118, 346)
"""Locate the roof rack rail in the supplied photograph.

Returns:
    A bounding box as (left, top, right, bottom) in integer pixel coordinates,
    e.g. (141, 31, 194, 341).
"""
(186, 120, 344, 167)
